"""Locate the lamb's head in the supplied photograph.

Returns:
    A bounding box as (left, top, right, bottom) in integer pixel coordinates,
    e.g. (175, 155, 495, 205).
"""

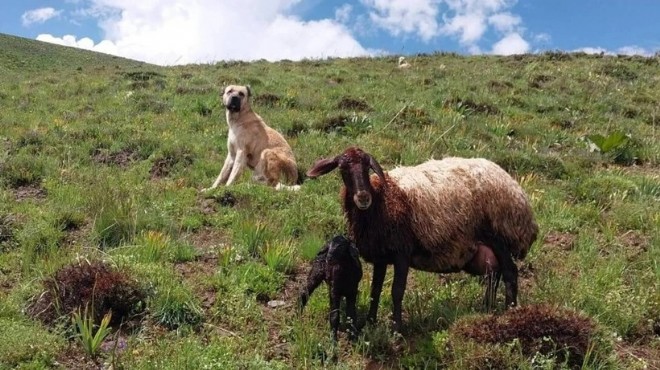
(307, 147, 385, 210)
(325, 235, 359, 266)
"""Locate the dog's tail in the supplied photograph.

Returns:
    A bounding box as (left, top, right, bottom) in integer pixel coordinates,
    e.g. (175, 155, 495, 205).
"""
(274, 156, 303, 191)
(280, 156, 300, 185)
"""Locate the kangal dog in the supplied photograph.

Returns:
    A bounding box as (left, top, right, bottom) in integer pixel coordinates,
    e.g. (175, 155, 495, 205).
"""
(203, 85, 299, 191)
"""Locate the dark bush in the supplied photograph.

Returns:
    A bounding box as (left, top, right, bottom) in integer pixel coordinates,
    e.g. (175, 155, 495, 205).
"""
(27, 260, 146, 328)
(451, 305, 603, 368)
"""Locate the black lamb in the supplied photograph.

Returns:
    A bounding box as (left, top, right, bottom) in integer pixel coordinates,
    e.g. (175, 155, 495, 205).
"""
(298, 235, 363, 341)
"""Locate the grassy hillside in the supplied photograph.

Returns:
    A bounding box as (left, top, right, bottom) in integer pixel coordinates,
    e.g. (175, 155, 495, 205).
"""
(0, 33, 147, 72)
(0, 34, 658, 369)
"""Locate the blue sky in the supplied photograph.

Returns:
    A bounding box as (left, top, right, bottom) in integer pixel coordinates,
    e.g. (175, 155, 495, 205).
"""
(2, 1, 658, 65)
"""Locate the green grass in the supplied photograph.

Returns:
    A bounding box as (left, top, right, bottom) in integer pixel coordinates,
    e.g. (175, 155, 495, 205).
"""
(1, 33, 659, 368)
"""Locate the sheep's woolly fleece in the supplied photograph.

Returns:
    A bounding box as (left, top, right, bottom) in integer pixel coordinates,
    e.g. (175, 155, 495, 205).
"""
(385, 157, 536, 266)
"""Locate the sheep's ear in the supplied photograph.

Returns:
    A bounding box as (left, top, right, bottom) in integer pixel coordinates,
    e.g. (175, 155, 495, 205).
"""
(246, 85, 252, 97)
(368, 154, 386, 182)
(306, 157, 338, 178)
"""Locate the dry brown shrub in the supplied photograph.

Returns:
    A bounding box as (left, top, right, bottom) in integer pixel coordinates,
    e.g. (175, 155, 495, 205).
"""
(27, 260, 146, 328)
(451, 304, 599, 368)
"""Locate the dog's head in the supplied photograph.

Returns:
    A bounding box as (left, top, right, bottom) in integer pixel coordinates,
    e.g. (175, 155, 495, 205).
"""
(222, 85, 252, 113)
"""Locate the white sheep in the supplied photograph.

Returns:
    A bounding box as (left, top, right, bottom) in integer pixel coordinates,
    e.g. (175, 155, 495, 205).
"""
(307, 147, 538, 333)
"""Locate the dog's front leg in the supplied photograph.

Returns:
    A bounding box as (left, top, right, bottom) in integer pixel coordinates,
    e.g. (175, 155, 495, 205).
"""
(204, 154, 234, 191)
(225, 149, 247, 186)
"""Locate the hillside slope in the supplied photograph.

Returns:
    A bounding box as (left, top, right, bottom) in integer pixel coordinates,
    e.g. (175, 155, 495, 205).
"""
(0, 33, 148, 72)
(0, 40, 658, 369)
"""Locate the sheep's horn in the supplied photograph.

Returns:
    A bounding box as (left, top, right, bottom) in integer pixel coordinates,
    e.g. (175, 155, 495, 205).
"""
(368, 154, 386, 183)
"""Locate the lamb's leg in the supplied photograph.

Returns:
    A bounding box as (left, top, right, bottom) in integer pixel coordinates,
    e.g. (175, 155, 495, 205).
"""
(328, 288, 341, 343)
(345, 293, 359, 340)
(391, 258, 410, 333)
(297, 269, 325, 313)
(490, 241, 518, 308)
(367, 263, 387, 325)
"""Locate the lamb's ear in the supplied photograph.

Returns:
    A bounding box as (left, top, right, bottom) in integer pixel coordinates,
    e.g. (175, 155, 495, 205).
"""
(246, 85, 252, 97)
(317, 243, 330, 258)
(306, 157, 338, 178)
(368, 154, 386, 182)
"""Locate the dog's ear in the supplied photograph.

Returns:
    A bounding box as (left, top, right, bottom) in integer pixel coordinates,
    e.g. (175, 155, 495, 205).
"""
(246, 85, 252, 97)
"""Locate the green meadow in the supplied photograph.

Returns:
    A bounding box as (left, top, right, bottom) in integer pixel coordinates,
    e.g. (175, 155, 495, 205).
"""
(0, 33, 658, 369)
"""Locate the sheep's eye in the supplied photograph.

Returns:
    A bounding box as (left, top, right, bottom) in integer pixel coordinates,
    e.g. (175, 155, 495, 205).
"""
(238, 92, 245, 97)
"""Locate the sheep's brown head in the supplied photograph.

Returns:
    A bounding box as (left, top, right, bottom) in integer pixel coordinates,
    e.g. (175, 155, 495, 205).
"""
(307, 147, 385, 210)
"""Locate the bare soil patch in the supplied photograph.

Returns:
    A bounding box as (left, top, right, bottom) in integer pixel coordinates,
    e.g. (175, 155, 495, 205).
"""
(92, 148, 138, 168)
(543, 231, 577, 251)
(615, 342, 660, 370)
(443, 97, 500, 115)
(13, 184, 47, 201)
(253, 93, 281, 107)
(260, 264, 311, 361)
(316, 114, 350, 133)
(337, 97, 372, 112)
(149, 151, 193, 179)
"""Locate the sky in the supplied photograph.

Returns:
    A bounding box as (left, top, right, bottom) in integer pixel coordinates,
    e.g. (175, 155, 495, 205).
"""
(1, 0, 659, 66)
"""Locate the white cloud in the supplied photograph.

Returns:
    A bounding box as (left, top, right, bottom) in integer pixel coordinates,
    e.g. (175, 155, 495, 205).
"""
(533, 32, 551, 44)
(574, 45, 655, 57)
(37, 0, 370, 65)
(440, 0, 527, 51)
(361, 0, 442, 41)
(491, 32, 528, 55)
(335, 4, 353, 24)
(488, 12, 520, 33)
(442, 12, 486, 44)
(616, 45, 654, 56)
(575, 47, 607, 55)
(36, 34, 118, 55)
(22, 7, 63, 26)
(359, 0, 531, 54)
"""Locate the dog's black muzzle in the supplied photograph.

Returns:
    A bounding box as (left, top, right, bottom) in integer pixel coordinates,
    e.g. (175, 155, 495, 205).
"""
(226, 96, 242, 112)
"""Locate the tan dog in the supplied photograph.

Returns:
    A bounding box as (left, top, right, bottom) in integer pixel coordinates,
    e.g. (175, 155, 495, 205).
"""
(203, 85, 299, 191)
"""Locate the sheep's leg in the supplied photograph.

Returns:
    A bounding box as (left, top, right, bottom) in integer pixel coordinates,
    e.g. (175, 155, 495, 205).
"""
(490, 241, 518, 308)
(328, 289, 341, 343)
(367, 263, 387, 325)
(345, 293, 359, 340)
(483, 271, 502, 311)
(391, 258, 410, 334)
